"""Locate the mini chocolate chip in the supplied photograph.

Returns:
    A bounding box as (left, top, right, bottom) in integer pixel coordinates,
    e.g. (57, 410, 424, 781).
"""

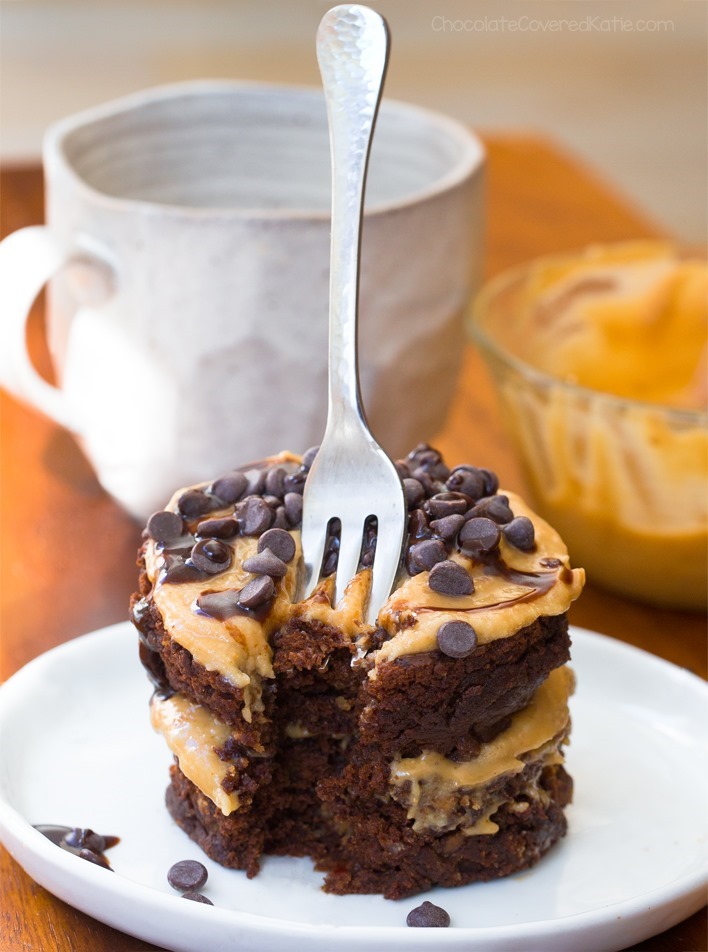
(210, 472, 248, 504)
(426, 492, 469, 519)
(408, 508, 430, 540)
(243, 548, 288, 578)
(167, 859, 208, 892)
(265, 467, 286, 498)
(182, 892, 213, 905)
(258, 527, 296, 563)
(503, 515, 536, 551)
(79, 848, 112, 870)
(403, 478, 425, 509)
(283, 492, 303, 527)
(162, 560, 205, 585)
(429, 560, 474, 596)
(480, 467, 499, 495)
(236, 496, 274, 535)
(459, 516, 501, 556)
(406, 900, 450, 927)
(190, 539, 232, 574)
(409, 538, 447, 574)
(146, 510, 184, 545)
(243, 469, 266, 496)
(430, 513, 465, 541)
(64, 828, 106, 853)
(302, 445, 319, 468)
(196, 590, 242, 620)
(406, 444, 449, 480)
(446, 466, 487, 501)
(469, 494, 513, 524)
(177, 490, 213, 519)
(437, 620, 478, 658)
(394, 459, 411, 479)
(195, 517, 239, 539)
(238, 575, 275, 609)
(410, 468, 438, 496)
(272, 506, 288, 529)
(283, 469, 307, 494)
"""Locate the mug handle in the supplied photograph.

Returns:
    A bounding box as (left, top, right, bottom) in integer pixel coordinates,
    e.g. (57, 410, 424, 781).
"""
(0, 226, 81, 431)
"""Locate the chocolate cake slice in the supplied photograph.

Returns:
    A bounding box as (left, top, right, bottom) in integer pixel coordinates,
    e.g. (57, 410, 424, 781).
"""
(131, 443, 584, 898)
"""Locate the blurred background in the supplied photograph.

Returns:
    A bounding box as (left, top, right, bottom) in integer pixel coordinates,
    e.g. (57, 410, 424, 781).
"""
(1, 0, 706, 243)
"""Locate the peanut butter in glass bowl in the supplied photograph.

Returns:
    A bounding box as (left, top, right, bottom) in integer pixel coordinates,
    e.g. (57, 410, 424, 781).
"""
(469, 242, 707, 611)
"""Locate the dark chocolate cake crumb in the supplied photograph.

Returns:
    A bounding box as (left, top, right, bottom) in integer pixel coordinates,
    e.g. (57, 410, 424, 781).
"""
(167, 859, 208, 891)
(437, 620, 478, 658)
(406, 900, 451, 927)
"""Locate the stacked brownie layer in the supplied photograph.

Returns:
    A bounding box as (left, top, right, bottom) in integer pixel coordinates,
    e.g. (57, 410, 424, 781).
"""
(131, 444, 584, 898)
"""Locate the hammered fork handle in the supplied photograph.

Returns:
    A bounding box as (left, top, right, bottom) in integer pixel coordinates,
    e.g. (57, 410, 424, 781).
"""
(316, 4, 389, 436)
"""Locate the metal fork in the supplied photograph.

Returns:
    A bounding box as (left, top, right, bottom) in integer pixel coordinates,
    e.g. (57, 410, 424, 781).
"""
(301, 4, 406, 624)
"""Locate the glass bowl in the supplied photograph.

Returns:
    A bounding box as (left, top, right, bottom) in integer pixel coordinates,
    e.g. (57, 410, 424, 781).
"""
(468, 245, 707, 611)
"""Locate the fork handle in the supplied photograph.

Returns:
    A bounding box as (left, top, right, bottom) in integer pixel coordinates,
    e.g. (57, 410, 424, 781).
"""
(317, 5, 390, 433)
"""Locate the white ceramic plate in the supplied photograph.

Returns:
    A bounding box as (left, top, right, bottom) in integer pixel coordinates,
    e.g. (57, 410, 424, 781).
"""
(0, 623, 706, 952)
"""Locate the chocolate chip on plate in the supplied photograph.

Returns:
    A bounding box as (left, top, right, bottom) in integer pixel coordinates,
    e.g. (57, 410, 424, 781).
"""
(437, 620, 478, 658)
(196, 590, 242, 620)
(78, 848, 112, 870)
(408, 538, 447, 574)
(458, 517, 501, 556)
(238, 575, 275, 609)
(258, 527, 296, 563)
(406, 900, 451, 927)
(429, 560, 474, 596)
(167, 859, 208, 892)
(146, 510, 184, 545)
(182, 892, 214, 905)
(177, 489, 214, 519)
(503, 515, 536, 551)
(64, 828, 107, 853)
(195, 517, 239, 539)
(243, 548, 288, 578)
(190, 539, 232, 574)
(210, 472, 248, 504)
(236, 496, 274, 536)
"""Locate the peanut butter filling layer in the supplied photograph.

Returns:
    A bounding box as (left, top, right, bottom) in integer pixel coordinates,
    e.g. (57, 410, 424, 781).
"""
(389, 665, 574, 834)
(150, 692, 239, 816)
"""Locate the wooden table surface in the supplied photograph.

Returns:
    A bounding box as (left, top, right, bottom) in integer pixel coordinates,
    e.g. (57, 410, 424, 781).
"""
(1, 137, 706, 952)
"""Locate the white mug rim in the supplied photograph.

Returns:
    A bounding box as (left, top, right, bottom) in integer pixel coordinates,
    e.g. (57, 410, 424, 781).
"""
(42, 78, 485, 221)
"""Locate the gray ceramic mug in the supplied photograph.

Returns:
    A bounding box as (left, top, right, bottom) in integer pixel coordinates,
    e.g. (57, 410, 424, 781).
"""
(0, 81, 485, 518)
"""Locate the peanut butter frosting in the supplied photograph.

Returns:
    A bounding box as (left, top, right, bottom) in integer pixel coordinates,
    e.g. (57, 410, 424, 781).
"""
(144, 466, 582, 723)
